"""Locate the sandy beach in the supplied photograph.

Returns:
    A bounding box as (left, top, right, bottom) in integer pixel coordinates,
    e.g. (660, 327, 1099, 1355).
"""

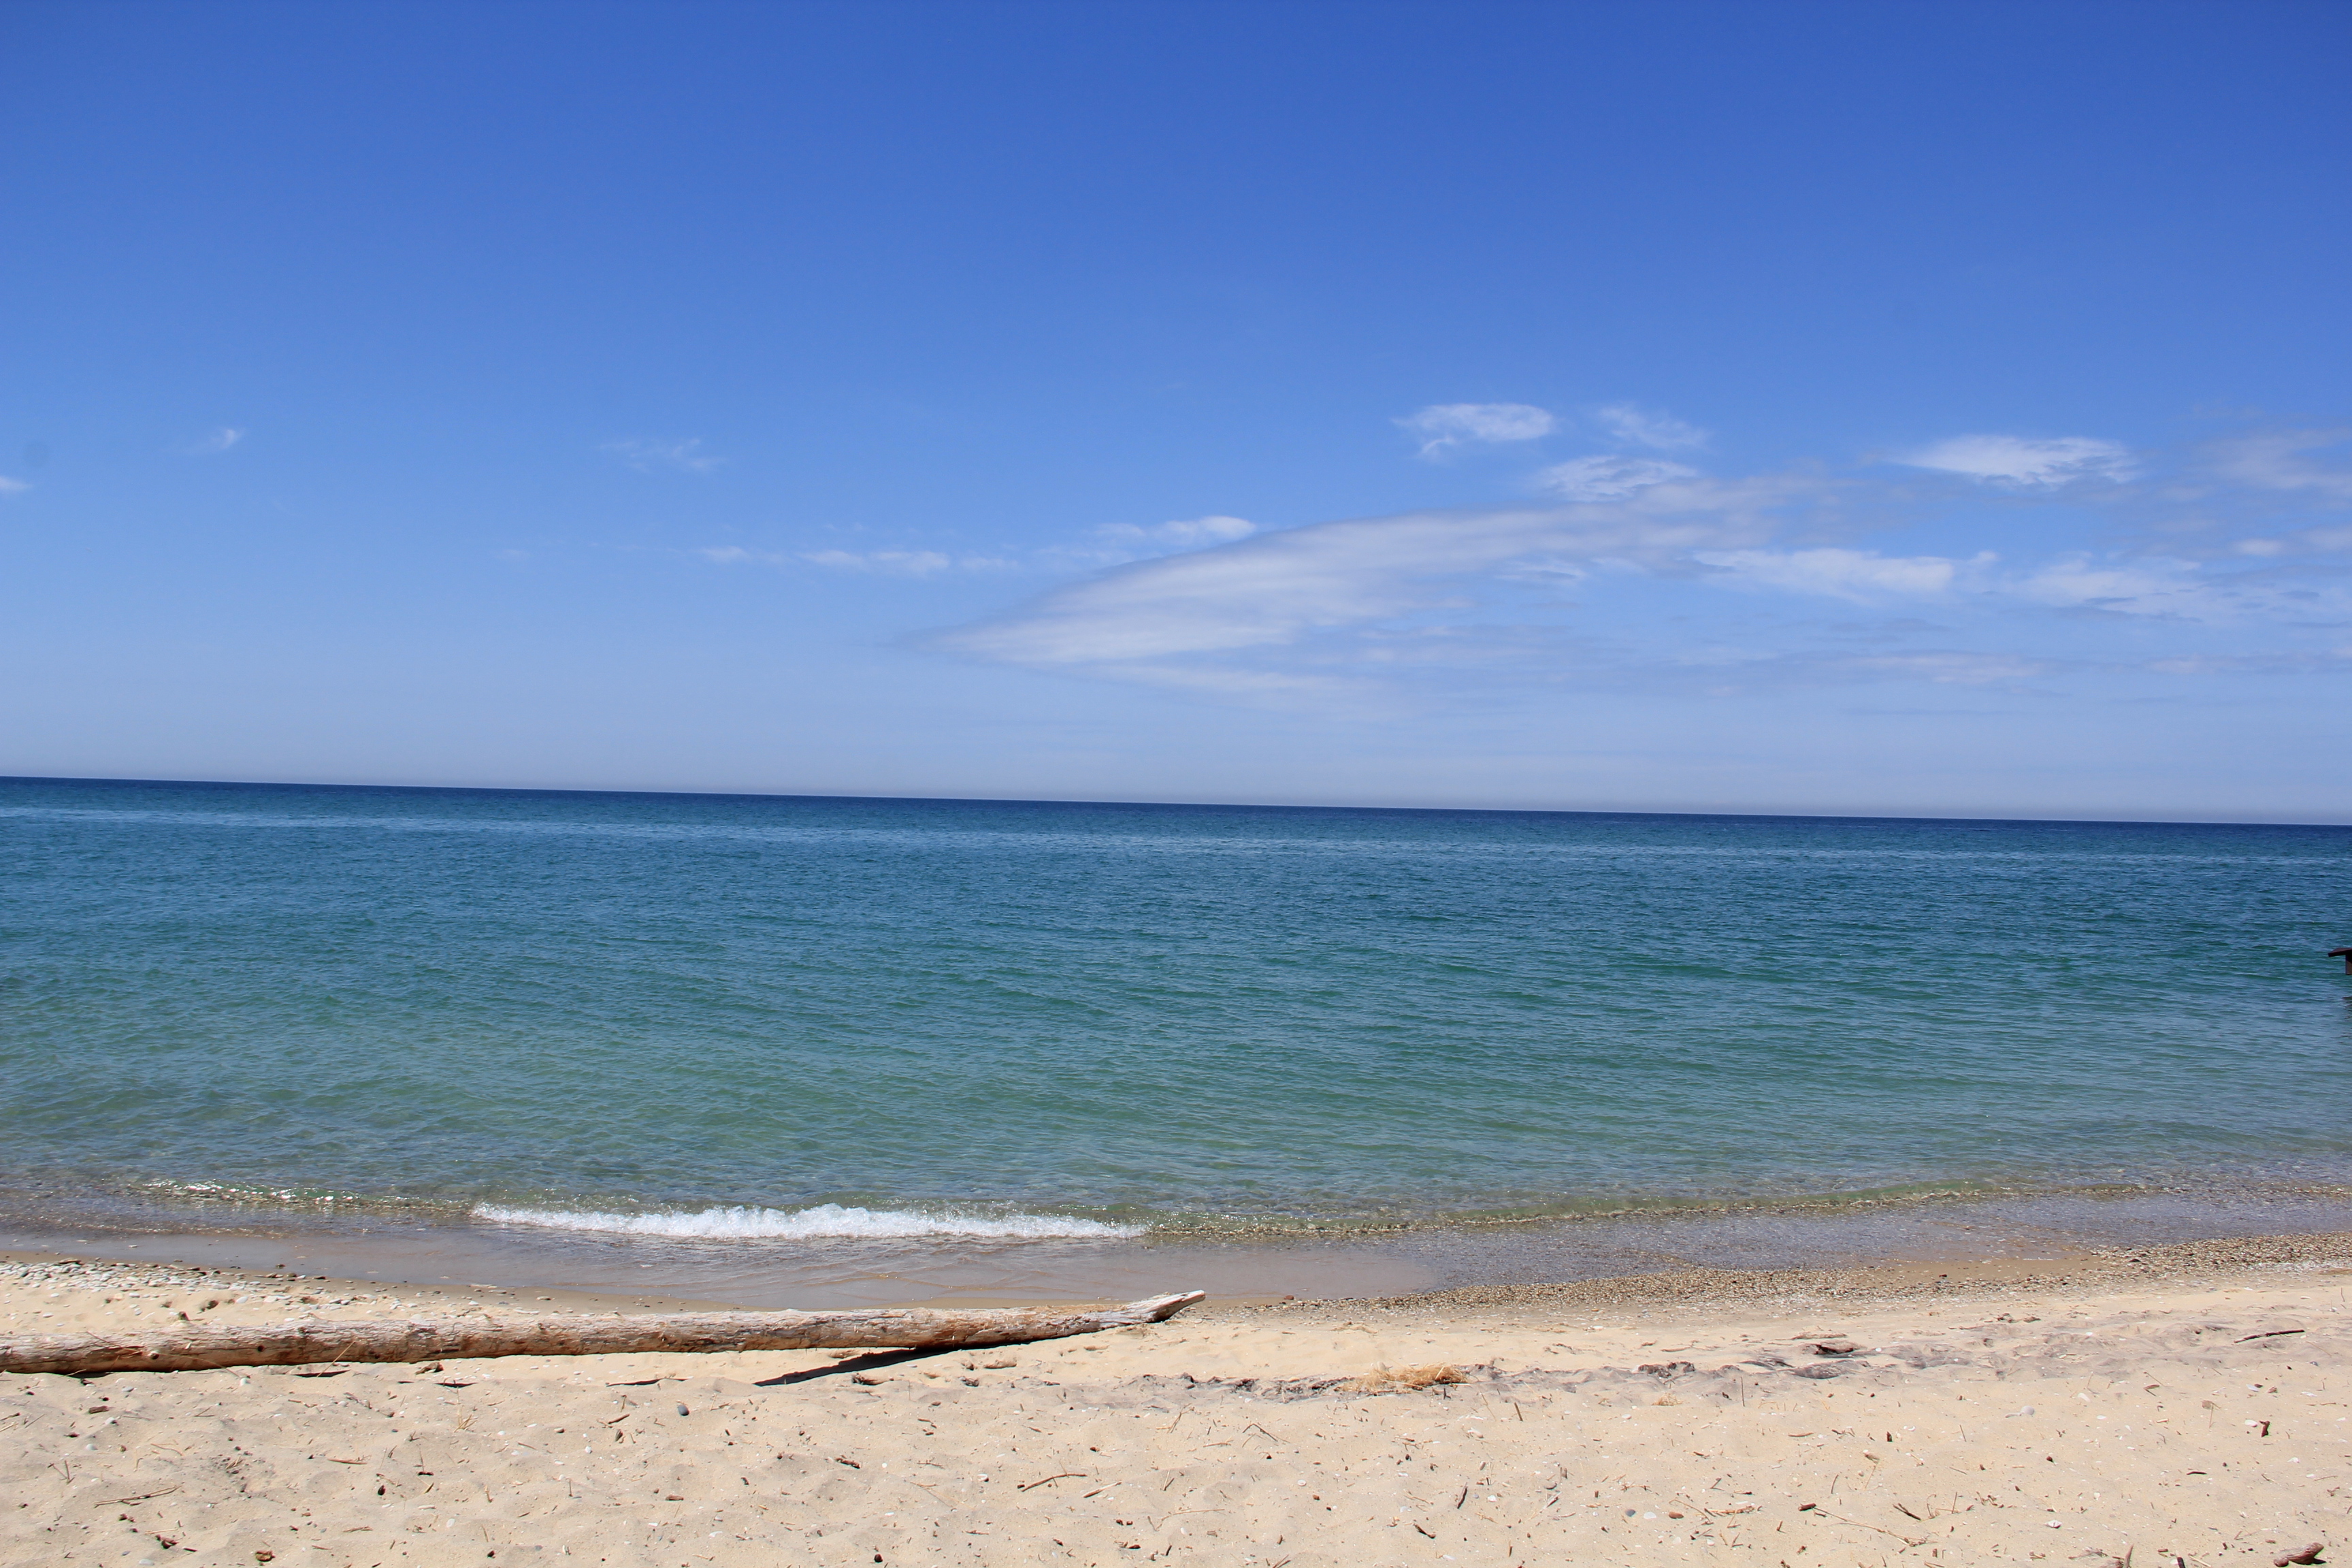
(6, 1234, 2350, 1567)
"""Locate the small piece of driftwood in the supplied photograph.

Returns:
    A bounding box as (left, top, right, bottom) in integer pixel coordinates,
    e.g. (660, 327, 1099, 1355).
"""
(0, 1291, 1206, 1376)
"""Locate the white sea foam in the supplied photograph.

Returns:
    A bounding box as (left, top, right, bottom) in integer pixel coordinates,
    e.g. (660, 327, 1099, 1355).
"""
(470, 1202, 1143, 1240)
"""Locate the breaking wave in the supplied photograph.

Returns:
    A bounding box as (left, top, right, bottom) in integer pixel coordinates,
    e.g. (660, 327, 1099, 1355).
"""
(470, 1202, 1144, 1240)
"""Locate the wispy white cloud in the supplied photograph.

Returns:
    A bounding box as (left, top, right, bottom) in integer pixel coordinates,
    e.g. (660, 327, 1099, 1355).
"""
(699, 517, 1251, 578)
(1062, 663, 1362, 700)
(937, 476, 1822, 671)
(176, 427, 244, 456)
(2143, 645, 2352, 676)
(1531, 455, 1700, 501)
(1396, 402, 1556, 457)
(1899, 433, 2136, 485)
(1036, 515, 1261, 572)
(1693, 545, 2337, 625)
(2011, 555, 2204, 612)
(2202, 428, 2352, 502)
(698, 545, 1014, 574)
(1695, 548, 1994, 602)
(1833, 651, 2055, 685)
(1595, 404, 1708, 451)
(1096, 515, 1257, 548)
(722, 548, 1017, 575)
(0, 475, 29, 495)
(804, 549, 964, 575)
(606, 437, 723, 474)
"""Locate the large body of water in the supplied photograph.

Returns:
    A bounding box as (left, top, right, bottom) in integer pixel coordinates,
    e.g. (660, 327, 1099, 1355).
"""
(5, 777, 2349, 1303)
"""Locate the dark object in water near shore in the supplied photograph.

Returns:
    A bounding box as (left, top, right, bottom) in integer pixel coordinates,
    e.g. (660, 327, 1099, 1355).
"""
(0, 1291, 1206, 1376)
(2332, 947, 2352, 974)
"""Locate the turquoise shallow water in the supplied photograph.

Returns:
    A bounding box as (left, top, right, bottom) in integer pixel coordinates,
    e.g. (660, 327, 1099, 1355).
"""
(4, 777, 2350, 1257)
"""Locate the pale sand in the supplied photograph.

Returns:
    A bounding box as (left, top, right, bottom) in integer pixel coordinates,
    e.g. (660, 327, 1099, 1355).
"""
(7, 1235, 2352, 1567)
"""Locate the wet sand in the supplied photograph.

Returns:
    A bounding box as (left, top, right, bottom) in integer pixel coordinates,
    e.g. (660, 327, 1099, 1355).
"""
(7, 1232, 2352, 1565)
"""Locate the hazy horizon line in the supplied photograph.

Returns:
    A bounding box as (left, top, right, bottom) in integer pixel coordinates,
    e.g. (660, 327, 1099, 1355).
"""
(5, 773, 2345, 831)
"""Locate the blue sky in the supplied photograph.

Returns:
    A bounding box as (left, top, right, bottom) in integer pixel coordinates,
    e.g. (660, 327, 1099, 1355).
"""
(4, 0, 2348, 819)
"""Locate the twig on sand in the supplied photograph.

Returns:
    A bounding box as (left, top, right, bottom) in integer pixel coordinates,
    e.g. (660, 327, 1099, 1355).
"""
(1808, 1505, 1925, 1548)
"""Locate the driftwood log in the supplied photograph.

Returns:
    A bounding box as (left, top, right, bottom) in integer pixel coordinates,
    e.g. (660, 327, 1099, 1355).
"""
(0, 1290, 1206, 1376)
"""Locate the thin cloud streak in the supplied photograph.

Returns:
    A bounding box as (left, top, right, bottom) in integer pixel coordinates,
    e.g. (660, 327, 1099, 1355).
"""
(696, 517, 1256, 577)
(700, 545, 1013, 574)
(2204, 428, 2352, 502)
(1595, 404, 1708, 450)
(1532, 455, 1699, 500)
(938, 474, 1822, 669)
(1695, 548, 1995, 602)
(1899, 433, 2136, 485)
(606, 437, 723, 474)
(176, 427, 244, 455)
(1037, 516, 1262, 571)
(803, 548, 1015, 574)
(1097, 515, 1256, 548)
(1396, 402, 1556, 457)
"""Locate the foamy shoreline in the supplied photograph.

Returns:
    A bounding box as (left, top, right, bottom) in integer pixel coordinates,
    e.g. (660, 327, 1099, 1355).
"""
(18, 1178, 2352, 1313)
(6, 1232, 2351, 1564)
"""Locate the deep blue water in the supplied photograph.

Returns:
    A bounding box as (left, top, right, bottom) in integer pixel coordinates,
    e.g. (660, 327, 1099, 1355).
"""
(4, 777, 2349, 1245)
